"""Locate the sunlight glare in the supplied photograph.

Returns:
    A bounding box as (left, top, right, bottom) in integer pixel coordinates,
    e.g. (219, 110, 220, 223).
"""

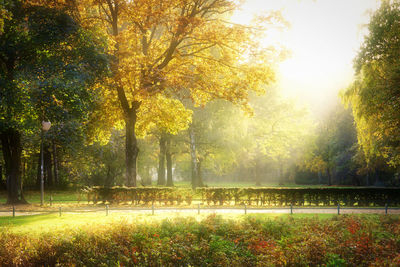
(231, 0, 380, 117)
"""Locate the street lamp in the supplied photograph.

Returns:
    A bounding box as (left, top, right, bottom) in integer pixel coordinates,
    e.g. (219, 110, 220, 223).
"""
(40, 121, 51, 206)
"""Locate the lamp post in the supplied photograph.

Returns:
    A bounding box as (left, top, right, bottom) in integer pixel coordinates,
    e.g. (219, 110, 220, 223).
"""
(41, 121, 51, 206)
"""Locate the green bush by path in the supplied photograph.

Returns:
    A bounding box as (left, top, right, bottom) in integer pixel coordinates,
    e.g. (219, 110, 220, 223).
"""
(1, 214, 400, 266)
(83, 186, 400, 207)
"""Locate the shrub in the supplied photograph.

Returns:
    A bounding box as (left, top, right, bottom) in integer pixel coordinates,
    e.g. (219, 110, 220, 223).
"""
(84, 186, 400, 207)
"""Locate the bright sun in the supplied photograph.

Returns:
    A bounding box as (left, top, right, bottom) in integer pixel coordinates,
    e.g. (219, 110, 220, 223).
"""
(231, 0, 380, 116)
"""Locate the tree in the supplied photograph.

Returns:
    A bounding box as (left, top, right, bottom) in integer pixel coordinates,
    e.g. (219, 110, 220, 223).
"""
(344, 0, 400, 168)
(0, 1, 107, 203)
(136, 94, 191, 186)
(76, 0, 277, 186)
(241, 91, 313, 186)
(300, 104, 359, 186)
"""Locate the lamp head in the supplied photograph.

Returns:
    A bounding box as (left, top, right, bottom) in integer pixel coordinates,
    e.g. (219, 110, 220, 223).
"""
(42, 121, 51, 131)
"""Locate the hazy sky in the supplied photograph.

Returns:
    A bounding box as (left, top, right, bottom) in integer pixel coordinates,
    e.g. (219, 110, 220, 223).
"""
(232, 0, 380, 117)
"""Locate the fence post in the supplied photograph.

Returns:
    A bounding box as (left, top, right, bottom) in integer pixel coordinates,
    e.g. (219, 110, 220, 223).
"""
(12, 205, 15, 217)
(385, 203, 388, 215)
(106, 205, 109, 216)
(50, 194, 53, 206)
(59, 207, 62, 217)
(290, 203, 293, 215)
(198, 203, 200, 215)
(152, 204, 154, 215)
(244, 204, 247, 215)
(337, 204, 340, 215)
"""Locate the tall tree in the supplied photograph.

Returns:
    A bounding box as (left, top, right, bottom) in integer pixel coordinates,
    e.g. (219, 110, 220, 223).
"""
(0, 1, 107, 203)
(244, 92, 313, 185)
(76, 0, 278, 186)
(300, 105, 359, 186)
(344, 0, 400, 168)
(136, 94, 191, 186)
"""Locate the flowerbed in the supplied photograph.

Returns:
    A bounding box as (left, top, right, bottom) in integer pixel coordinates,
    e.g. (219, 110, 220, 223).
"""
(1, 214, 400, 266)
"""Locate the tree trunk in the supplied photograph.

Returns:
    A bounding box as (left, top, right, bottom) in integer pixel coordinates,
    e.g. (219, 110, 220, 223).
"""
(1, 129, 27, 204)
(125, 108, 139, 187)
(0, 164, 4, 190)
(141, 165, 152, 186)
(255, 162, 261, 186)
(105, 165, 114, 187)
(166, 135, 174, 187)
(157, 134, 166, 186)
(108, 5, 140, 187)
(327, 168, 332, 186)
(318, 171, 322, 184)
(197, 158, 204, 187)
(278, 161, 284, 185)
(189, 126, 199, 189)
(52, 141, 59, 187)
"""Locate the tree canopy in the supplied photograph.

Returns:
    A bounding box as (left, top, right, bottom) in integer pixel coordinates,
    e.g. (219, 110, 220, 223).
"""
(0, 0, 108, 203)
(344, 0, 400, 168)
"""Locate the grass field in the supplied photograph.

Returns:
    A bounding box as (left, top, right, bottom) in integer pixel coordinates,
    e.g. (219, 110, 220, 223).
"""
(0, 212, 336, 234)
(0, 190, 81, 204)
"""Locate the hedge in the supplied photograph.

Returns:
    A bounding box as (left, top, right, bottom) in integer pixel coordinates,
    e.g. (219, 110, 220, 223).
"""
(81, 186, 400, 207)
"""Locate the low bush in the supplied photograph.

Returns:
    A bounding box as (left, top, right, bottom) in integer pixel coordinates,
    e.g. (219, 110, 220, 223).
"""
(1, 215, 400, 266)
(83, 186, 400, 207)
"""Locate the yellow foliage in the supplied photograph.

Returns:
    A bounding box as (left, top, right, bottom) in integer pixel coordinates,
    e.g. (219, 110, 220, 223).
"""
(74, 0, 280, 144)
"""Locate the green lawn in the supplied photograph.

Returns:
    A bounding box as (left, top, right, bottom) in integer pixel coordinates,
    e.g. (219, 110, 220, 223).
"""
(0, 190, 80, 204)
(0, 212, 352, 234)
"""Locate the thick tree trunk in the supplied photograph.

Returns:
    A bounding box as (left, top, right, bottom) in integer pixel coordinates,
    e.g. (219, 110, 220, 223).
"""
(157, 134, 166, 186)
(189, 126, 199, 189)
(166, 135, 173, 187)
(108, 5, 139, 187)
(125, 109, 139, 187)
(52, 141, 59, 187)
(1, 129, 27, 204)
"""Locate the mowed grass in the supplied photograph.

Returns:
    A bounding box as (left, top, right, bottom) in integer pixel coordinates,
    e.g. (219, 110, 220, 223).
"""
(0, 190, 81, 204)
(0, 212, 353, 234)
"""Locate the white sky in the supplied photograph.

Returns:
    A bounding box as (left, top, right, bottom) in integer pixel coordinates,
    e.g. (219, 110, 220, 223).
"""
(232, 0, 380, 116)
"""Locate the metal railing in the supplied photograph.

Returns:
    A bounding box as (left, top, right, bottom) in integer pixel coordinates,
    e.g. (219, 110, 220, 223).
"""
(1, 203, 400, 217)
